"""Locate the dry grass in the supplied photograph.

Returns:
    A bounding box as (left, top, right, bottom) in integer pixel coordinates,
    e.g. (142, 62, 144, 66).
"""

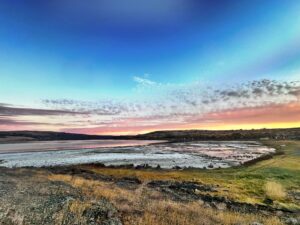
(68, 200, 92, 215)
(48, 174, 140, 207)
(54, 200, 93, 224)
(78, 140, 300, 207)
(48, 174, 283, 225)
(46, 140, 300, 224)
(265, 181, 286, 201)
(127, 201, 282, 225)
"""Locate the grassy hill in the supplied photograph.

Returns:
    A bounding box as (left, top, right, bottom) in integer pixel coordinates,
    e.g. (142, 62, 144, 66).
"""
(1, 127, 300, 143)
(137, 128, 300, 141)
(0, 131, 121, 143)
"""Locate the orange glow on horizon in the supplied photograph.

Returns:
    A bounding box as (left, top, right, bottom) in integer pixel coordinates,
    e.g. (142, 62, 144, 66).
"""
(87, 103, 300, 135)
(2, 102, 300, 136)
(90, 123, 300, 135)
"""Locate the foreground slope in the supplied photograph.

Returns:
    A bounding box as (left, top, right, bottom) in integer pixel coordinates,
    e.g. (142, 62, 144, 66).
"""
(0, 140, 299, 225)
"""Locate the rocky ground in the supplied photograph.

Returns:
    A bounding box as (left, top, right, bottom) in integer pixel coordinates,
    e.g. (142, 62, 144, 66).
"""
(48, 166, 300, 223)
(0, 168, 122, 225)
(0, 166, 299, 225)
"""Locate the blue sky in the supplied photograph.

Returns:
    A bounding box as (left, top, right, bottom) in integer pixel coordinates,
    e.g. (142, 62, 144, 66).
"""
(0, 0, 300, 133)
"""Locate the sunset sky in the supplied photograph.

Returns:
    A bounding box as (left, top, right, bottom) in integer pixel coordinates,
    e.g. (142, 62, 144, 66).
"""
(0, 0, 300, 134)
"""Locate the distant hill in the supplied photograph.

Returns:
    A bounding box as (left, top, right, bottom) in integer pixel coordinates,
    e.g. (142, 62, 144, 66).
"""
(0, 128, 299, 143)
(0, 131, 127, 143)
(136, 128, 300, 141)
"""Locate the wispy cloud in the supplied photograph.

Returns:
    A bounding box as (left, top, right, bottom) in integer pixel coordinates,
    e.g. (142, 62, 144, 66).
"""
(0, 104, 86, 131)
(133, 76, 158, 86)
(41, 78, 300, 117)
(0, 104, 85, 116)
(42, 99, 124, 115)
(1, 78, 299, 134)
(0, 117, 48, 126)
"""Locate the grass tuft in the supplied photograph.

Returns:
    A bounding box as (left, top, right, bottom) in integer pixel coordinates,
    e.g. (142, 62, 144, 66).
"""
(265, 181, 286, 201)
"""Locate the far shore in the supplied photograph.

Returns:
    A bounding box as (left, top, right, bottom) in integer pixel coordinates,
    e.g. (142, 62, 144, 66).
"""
(0, 139, 166, 154)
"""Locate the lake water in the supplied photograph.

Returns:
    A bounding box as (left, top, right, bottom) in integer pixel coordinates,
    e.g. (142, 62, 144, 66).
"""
(0, 140, 163, 154)
(0, 140, 275, 169)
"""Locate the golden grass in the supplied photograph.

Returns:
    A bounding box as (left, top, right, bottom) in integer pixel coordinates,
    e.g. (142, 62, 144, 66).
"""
(128, 200, 282, 225)
(53, 199, 93, 224)
(48, 174, 283, 225)
(68, 200, 92, 215)
(48, 174, 139, 206)
(78, 140, 300, 206)
(265, 181, 286, 201)
(44, 140, 300, 224)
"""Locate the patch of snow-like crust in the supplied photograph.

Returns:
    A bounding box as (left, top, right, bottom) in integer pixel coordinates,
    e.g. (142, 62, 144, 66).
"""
(0, 141, 275, 169)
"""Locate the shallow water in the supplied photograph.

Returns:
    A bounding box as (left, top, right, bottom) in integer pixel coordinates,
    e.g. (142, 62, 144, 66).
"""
(0, 140, 164, 154)
(0, 140, 275, 169)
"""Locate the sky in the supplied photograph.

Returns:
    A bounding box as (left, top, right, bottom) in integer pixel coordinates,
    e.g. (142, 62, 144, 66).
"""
(0, 0, 300, 135)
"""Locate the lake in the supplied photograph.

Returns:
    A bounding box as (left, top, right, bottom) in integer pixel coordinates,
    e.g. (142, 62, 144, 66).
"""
(0, 140, 275, 169)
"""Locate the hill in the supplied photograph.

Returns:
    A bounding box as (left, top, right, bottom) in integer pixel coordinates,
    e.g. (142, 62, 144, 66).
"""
(0, 131, 123, 143)
(0, 128, 300, 143)
(136, 128, 300, 141)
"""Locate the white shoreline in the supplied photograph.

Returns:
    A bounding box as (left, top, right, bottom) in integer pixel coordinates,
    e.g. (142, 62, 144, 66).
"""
(0, 139, 166, 154)
(0, 141, 275, 169)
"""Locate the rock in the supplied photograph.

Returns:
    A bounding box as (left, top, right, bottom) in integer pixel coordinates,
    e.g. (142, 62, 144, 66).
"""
(275, 210, 284, 216)
(48, 167, 113, 182)
(203, 203, 211, 208)
(147, 180, 216, 201)
(115, 177, 142, 189)
(172, 166, 182, 170)
(251, 222, 264, 225)
(212, 202, 227, 211)
(135, 164, 151, 169)
(82, 198, 122, 225)
(198, 199, 205, 205)
(263, 197, 273, 205)
(260, 210, 270, 216)
(285, 217, 299, 225)
(289, 191, 300, 201)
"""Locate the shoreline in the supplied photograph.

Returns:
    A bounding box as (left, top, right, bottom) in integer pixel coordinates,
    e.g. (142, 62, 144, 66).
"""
(0, 140, 275, 169)
(0, 139, 166, 154)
